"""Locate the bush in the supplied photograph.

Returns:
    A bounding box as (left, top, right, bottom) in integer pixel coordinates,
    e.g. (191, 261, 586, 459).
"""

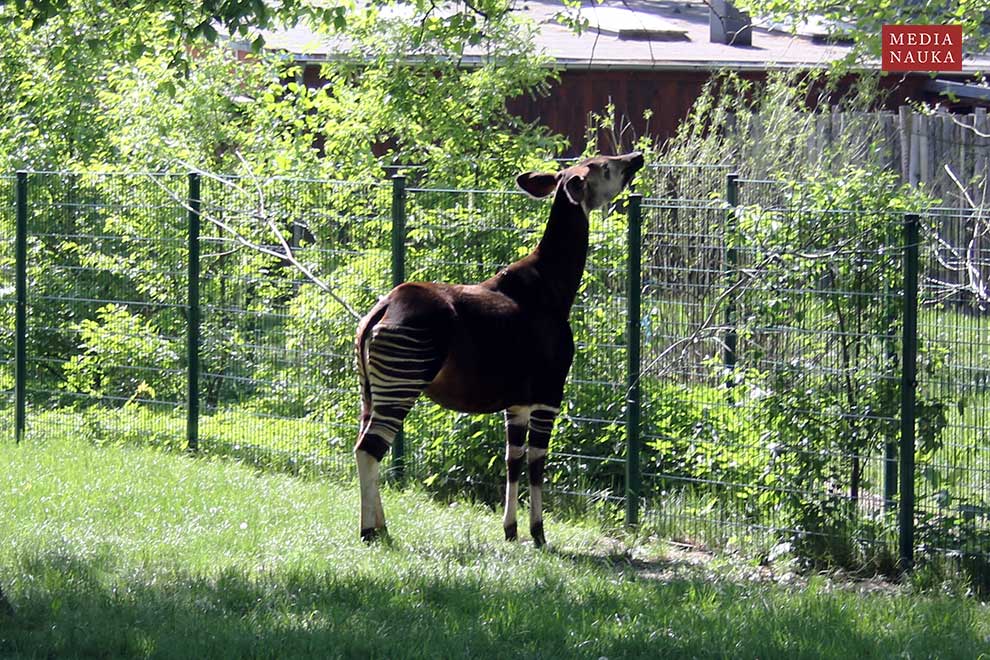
(63, 304, 182, 403)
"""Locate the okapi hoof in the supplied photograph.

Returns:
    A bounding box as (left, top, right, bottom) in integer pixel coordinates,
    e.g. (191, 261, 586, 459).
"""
(504, 522, 518, 541)
(531, 521, 546, 548)
(361, 526, 389, 544)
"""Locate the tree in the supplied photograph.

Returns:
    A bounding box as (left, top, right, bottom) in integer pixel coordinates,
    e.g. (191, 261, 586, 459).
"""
(734, 0, 990, 65)
(0, 0, 516, 58)
(0, 0, 563, 175)
(0, 0, 565, 421)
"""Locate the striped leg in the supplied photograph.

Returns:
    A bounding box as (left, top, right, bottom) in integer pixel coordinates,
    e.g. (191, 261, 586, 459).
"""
(527, 404, 558, 548)
(503, 406, 530, 541)
(355, 325, 442, 542)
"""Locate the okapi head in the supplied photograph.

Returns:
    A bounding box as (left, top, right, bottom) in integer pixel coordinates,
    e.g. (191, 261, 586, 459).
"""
(515, 151, 645, 216)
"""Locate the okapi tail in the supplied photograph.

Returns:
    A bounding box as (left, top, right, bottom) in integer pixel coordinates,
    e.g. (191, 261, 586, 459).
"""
(355, 299, 389, 428)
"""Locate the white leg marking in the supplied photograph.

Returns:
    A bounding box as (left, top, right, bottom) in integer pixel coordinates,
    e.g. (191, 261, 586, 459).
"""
(503, 406, 532, 537)
(505, 405, 532, 426)
(356, 449, 382, 532)
(504, 481, 520, 530)
(503, 443, 526, 530)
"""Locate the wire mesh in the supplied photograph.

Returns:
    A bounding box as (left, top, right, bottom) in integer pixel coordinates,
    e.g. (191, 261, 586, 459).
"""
(198, 176, 390, 473)
(745, 179, 902, 566)
(22, 172, 188, 446)
(0, 175, 13, 437)
(638, 197, 733, 538)
(917, 206, 990, 580)
(638, 175, 906, 568)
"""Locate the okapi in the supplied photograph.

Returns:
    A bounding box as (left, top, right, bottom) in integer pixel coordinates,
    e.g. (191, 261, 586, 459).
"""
(354, 151, 645, 546)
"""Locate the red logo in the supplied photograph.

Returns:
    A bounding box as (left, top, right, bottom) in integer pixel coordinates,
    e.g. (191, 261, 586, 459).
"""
(882, 25, 962, 72)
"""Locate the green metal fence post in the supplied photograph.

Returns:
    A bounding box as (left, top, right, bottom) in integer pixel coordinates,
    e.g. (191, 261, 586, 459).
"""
(391, 175, 406, 288)
(14, 172, 27, 444)
(625, 193, 643, 526)
(390, 174, 407, 481)
(899, 213, 920, 570)
(723, 173, 739, 382)
(187, 173, 201, 452)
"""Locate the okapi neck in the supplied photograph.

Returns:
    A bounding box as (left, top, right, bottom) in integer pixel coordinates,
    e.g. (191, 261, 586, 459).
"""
(534, 191, 590, 314)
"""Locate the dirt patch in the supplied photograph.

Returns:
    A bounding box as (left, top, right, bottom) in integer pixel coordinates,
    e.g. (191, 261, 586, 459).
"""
(565, 535, 906, 595)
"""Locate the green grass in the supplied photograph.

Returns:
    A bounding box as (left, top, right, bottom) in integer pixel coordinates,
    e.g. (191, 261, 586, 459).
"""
(2, 433, 989, 659)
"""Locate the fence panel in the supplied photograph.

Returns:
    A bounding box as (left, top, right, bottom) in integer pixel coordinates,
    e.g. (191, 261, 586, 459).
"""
(640, 172, 736, 541)
(197, 177, 390, 473)
(0, 175, 13, 436)
(638, 195, 738, 542)
(917, 207, 990, 582)
(22, 172, 188, 446)
(740, 183, 902, 565)
(639, 176, 905, 568)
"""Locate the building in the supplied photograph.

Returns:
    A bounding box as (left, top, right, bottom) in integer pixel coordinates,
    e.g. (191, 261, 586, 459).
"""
(254, 1, 990, 155)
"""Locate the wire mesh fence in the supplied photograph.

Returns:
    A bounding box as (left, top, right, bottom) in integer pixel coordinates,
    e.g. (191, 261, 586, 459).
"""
(916, 206, 990, 578)
(0, 175, 13, 437)
(20, 172, 188, 446)
(5, 166, 990, 583)
(197, 176, 391, 474)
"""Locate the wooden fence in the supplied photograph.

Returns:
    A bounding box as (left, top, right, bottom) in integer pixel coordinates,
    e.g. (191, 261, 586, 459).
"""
(727, 106, 989, 205)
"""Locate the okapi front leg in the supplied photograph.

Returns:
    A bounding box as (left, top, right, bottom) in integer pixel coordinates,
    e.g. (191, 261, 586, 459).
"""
(527, 404, 558, 548)
(503, 406, 530, 541)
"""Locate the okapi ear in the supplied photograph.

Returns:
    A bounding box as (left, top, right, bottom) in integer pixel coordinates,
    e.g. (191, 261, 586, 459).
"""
(562, 173, 587, 206)
(515, 172, 558, 199)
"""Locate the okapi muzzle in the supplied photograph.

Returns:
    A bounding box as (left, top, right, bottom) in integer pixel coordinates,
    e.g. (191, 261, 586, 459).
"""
(354, 152, 645, 546)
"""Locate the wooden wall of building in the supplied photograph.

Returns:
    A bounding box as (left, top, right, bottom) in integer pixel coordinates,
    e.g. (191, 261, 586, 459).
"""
(506, 69, 949, 156)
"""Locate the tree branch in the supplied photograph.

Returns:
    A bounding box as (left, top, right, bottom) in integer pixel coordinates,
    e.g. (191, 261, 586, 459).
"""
(928, 163, 990, 310)
(949, 113, 990, 140)
(145, 163, 363, 321)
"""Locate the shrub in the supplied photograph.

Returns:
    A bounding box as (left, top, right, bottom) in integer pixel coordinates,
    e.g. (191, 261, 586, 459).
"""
(63, 304, 182, 403)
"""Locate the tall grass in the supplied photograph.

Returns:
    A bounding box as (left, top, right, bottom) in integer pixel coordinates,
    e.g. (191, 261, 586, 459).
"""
(2, 432, 989, 658)
(656, 70, 892, 183)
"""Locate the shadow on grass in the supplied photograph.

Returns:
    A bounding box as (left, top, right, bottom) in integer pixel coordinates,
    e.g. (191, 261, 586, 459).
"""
(548, 545, 713, 581)
(1, 548, 987, 660)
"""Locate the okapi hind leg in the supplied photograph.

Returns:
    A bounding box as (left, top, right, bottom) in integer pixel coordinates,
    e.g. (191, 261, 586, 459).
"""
(355, 444, 387, 542)
(503, 406, 531, 541)
(355, 323, 444, 543)
(527, 404, 559, 548)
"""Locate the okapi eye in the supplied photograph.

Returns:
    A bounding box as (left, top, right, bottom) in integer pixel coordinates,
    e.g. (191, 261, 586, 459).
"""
(603, 165, 611, 180)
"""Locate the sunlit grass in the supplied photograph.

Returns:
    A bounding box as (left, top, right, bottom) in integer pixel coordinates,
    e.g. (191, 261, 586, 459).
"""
(1, 433, 989, 659)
